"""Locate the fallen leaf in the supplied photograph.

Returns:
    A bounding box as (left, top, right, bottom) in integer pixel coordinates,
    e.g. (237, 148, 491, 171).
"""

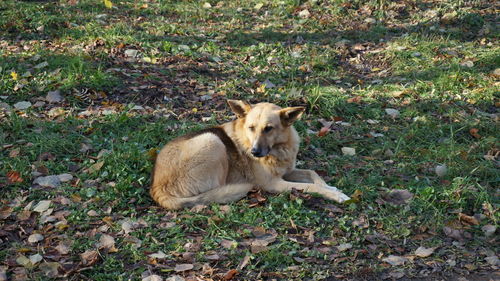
(143, 275, 163, 281)
(237, 255, 251, 270)
(149, 251, 167, 259)
(13, 101, 31, 110)
(39, 262, 61, 278)
(89, 161, 104, 173)
(391, 90, 407, 98)
(104, 0, 113, 9)
(458, 213, 479, 226)
(382, 255, 408, 266)
(341, 147, 356, 156)
(298, 9, 311, 18)
(28, 234, 44, 243)
(29, 254, 43, 264)
(385, 108, 400, 118)
(33, 200, 51, 213)
(0, 266, 6, 281)
(443, 226, 463, 240)
(9, 148, 20, 158)
(58, 173, 73, 182)
(165, 276, 185, 281)
(382, 189, 413, 205)
(254, 3, 263, 10)
(33, 176, 61, 188)
(16, 255, 31, 267)
(347, 96, 362, 104)
(485, 256, 499, 266)
(469, 128, 480, 139)
(482, 225, 496, 237)
(414, 246, 436, 258)
(0, 206, 13, 219)
(7, 171, 23, 183)
(174, 263, 194, 272)
(223, 269, 238, 280)
(205, 254, 221, 260)
(55, 240, 71, 255)
(337, 243, 352, 252)
(34, 61, 49, 69)
(435, 165, 447, 177)
(46, 90, 63, 103)
(97, 234, 117, 252)
(220, 239, 237, 249)
(80, 250, 99, 266)
(317, 126, 330, 137)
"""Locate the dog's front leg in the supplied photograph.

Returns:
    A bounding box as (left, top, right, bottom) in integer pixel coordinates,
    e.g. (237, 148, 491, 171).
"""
(263, 179, 350, 203)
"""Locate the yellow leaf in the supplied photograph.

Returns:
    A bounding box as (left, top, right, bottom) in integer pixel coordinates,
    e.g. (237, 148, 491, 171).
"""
(104, 0, 113, 9)
(11, 71, 18, 80)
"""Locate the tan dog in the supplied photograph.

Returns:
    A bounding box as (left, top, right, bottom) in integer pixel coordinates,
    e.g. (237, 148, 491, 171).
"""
(150, 100, 350, 210)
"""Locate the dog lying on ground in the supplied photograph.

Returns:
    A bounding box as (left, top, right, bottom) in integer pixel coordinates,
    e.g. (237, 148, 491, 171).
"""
(150, 100, 350, 210)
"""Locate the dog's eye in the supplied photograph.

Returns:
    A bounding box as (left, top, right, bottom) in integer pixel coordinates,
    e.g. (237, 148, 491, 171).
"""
(264, 126, 273, 133)
(248, 126, 255, 131)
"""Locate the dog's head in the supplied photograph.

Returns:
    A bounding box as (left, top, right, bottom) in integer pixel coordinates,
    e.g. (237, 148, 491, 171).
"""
(228, 100, 304, 158)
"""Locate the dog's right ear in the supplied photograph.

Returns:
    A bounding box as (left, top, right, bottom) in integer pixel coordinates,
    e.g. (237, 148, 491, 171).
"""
(227, 100, 251, 118)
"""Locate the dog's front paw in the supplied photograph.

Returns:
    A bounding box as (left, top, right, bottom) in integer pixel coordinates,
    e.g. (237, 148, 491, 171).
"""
(324, 185, 350, 203)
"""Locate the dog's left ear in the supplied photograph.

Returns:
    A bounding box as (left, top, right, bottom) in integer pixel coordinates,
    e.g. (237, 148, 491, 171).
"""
(227, 100, 251, 118)
(280, 106, 305, 126)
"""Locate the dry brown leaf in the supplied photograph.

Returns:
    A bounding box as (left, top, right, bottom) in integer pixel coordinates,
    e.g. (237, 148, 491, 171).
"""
(33, 200, 51, 213)
(482, 224, 496, 237)
(317, 126, 330, 137)
(382, 189, 413, 205)
(55, 240, 72, 255)
(39, 262, 61, 278)
(80, 250, 99, 266)
(9, 148, 20, 158)
(0, 206, 13, 219)
(414, 246, 437, 258)
(97, 234, 117, 252)
(458, 213, 479, 225)
(28, 234, 44, 243)
(174, 263, 193, 272)
(443, 226, 463, 240)
(88, 161, 104, 173)
(149, 251, 167, 259)
(469, 128, 480, 139)
(382, 255, 408, 266)
(223, 269, 238, 280)
(237, 255, 251, 270)
(7, 171, 23, 183)
(220, 239, 237, 249)
(142, 275, 163, 281)
(347, 96, 362, 103)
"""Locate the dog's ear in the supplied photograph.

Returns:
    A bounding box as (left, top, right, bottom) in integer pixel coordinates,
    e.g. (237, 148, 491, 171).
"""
(227, 100, 251, 118)
(280, 106, 305, 126)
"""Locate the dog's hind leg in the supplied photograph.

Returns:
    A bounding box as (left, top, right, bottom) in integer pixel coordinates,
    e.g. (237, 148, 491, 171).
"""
(153, 183, 254, 210)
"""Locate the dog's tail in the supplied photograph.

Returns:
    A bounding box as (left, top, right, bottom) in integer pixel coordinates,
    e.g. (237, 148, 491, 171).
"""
(151, 183, 254, 210)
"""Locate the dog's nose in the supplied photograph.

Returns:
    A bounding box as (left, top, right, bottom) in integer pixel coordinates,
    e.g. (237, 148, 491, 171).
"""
(251, 147, 263, 157)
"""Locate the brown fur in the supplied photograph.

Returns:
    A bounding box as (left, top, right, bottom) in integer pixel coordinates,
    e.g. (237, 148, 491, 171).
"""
(150, 100, 350, 210)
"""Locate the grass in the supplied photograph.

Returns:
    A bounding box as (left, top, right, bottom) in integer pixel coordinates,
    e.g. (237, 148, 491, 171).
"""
(0, 0, 498, 280)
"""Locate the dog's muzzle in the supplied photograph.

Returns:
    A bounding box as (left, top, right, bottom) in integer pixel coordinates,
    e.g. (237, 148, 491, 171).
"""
(251, 146, 269, 157)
